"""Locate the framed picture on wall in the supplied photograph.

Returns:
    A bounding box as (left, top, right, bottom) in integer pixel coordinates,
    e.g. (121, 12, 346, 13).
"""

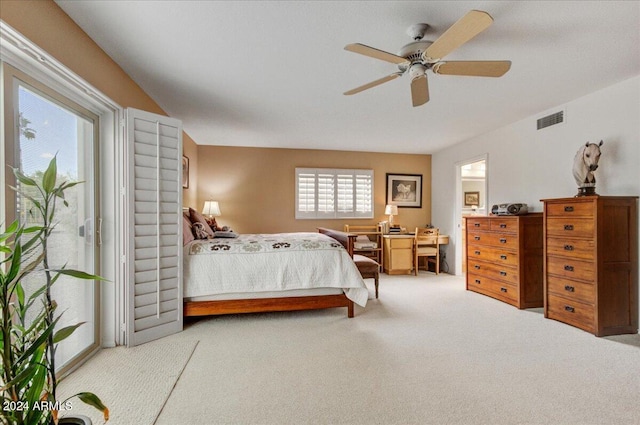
(182, 155, 189, 189)
(386, 173, 422, 208)
(464, 191, 479, 206)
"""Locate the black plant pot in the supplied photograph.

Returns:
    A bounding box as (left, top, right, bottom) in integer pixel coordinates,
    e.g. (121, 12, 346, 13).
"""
(59, 415, 92, 425)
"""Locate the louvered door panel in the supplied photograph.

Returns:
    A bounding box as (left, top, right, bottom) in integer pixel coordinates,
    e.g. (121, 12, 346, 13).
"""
(126, 108, 183, 346)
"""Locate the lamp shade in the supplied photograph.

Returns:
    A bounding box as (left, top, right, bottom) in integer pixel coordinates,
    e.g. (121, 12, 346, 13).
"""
(202, 201, 221, 217)
(384, 204, 398, 215)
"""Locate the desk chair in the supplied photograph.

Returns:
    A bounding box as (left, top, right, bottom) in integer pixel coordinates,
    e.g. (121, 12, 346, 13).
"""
(414, 227, 440, 275)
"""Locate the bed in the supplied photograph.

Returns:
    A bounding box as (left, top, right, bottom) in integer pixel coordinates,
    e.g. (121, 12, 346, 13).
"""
(182, 230, 368, 318)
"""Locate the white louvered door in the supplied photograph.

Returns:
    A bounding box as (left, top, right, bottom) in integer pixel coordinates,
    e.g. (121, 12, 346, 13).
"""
(125, 108, 183, 346)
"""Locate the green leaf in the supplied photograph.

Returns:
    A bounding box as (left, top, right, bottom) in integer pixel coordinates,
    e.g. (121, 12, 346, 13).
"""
(74, 392, 110, 421)
(50, 269, 108, 281)
(53, 322, 86, 343)
(13, 168, 37, 186)
(42, 156, 58, 193)
(6, 241, 22, 282)
(16, 281, 25, 308)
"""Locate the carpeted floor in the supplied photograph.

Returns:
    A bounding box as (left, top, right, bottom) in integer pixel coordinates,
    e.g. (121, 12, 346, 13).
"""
(61, 274, 640, 424)
(57, 338, 198, 424)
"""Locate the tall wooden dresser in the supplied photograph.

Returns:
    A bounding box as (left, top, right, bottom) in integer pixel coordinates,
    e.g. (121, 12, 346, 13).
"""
(542, 196, 638, 336)
(465, 214, 544, 309)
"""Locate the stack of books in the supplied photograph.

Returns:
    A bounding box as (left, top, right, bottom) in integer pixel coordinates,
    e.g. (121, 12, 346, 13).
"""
(389, 226, 402, 234)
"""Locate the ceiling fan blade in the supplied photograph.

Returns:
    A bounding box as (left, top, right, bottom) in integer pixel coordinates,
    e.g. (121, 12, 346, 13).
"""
(433, 60, 511, 77)
(410, 75, 429, 107)
(344, 43, 409, 65)
(344, 73, 402, 95)
(424, 10, 494, 61)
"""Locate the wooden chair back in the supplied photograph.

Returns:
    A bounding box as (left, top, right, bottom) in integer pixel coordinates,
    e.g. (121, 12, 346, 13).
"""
(414, 227, 440, 275)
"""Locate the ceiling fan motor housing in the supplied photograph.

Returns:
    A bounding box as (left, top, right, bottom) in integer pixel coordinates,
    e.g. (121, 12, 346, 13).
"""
(397, 40, 433, 72)
(408, 63, 427, 80)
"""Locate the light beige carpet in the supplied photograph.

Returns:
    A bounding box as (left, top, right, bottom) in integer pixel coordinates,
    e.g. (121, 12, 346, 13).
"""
(157, 274, 640, 425)
(60, 274, 640, 424)
(57, 338, 198, 425)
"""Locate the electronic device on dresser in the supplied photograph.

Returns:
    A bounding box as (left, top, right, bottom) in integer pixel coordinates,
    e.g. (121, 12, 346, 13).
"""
(491, 203, 528, 215)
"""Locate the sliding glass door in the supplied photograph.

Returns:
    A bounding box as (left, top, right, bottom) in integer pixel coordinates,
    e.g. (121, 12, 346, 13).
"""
(5, 65, 100, 373)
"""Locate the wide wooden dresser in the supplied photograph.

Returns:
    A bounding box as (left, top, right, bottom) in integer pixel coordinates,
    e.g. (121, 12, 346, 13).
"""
(542, 196, 638, 336)
(465, 214, 543, 309)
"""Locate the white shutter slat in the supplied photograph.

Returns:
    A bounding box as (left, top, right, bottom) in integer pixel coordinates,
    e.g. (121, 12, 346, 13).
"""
(126, 108, 183, 347)
(135, 288, 179, 308)
(296, 168, 373, 219)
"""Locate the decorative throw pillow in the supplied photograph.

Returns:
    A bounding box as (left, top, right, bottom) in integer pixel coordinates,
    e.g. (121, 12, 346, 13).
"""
(192, 222, 210, 240)
(182, 215, 195, 246)
(189, 208, 215, 238)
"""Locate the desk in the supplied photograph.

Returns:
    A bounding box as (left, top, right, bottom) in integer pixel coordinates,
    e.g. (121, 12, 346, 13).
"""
(382, 234, 449, 275)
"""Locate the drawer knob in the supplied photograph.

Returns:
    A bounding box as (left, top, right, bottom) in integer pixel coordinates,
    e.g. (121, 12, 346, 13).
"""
(474, 236, 480, 241)
(474, 265, 480, 269)
(564, 265, 574, 272)
(499, 271, 507, 276)
(564, 285, 575, 292)
(499, 238, 507, 244)
(475, 279, 481, 284)
(564, 305, 575, 313)
(564, 244, 574, 251)
(475, 250, 481, 255)
(474, 223, 480, 227)
(564, 206, 574, 212)
(564, 224, 574, 231)
(500, 254, 507, 260)
(500, 287, 507, 293)
(499, 223, 507, 228)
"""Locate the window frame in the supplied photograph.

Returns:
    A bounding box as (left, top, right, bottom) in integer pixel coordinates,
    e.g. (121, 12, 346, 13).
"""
(295, 167, 373, 219)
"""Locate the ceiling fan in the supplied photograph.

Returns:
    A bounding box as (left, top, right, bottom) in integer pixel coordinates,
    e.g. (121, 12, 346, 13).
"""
(343, 10, 511, 107)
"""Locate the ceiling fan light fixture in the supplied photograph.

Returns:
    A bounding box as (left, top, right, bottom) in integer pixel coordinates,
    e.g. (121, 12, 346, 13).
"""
(409, 63, 427, 80)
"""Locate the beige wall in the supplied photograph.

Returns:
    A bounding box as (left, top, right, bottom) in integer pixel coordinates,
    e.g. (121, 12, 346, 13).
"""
(195, 146, 431, 234)
(0, 0, 198, 206)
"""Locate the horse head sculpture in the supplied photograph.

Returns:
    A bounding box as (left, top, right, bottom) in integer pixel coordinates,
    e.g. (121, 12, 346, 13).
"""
(573, 140, 603, 196)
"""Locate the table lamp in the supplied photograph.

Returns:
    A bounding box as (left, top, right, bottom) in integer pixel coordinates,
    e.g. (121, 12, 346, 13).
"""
(202, 201, 221, 225)
(384, 204, 398, 226)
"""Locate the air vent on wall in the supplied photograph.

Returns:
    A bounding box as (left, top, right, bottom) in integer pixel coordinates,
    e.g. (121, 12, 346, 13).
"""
(537, 110, 564, 130)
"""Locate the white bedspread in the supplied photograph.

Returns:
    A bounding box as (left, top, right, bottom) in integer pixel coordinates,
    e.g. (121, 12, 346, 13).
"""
(183, 232, 368, 307)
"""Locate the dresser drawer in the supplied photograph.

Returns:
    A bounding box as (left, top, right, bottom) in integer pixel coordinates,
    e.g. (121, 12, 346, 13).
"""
(466, 218, 490, 231)
(467, 273, 517, 304)
(467, 259, 518, 285)
(388, 238, 413, 249)
(547, 275, 595, 304)
(546, 201, 595, 217)
(547, 293, 594, 332)
(545, 237, 595, 260)
(467, 231, 518, 250)
(547, 256, 595, 282)
(546, 218, 595, 239)
(467, 244, 518, 267)
(489, 217, 518, 234)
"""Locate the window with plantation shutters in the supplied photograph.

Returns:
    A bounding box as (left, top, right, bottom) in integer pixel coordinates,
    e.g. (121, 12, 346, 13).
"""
(295, 168, 373, 219)
(125, 108, 183, 346)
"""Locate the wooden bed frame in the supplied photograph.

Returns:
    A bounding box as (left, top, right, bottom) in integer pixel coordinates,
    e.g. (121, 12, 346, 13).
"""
(184, 294, 354, 318)
(183, 229, 358, 318)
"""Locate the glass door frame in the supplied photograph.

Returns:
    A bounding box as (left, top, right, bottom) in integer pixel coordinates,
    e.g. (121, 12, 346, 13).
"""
(2, 62, 101, 375)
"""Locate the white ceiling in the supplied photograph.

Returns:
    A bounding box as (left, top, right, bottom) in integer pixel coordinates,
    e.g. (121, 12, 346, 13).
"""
(55, 1, 640, 154)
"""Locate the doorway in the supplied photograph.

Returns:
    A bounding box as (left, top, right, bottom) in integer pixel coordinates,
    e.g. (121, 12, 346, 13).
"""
(455, 155, 487, 275)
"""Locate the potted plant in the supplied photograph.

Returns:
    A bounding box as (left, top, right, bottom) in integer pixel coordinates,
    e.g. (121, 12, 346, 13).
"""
(1, 157, 108, 424)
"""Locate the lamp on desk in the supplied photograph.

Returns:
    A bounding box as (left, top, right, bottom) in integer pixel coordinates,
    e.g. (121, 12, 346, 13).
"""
(384, 204, 398, 226)
(202, 200, 221, 227)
